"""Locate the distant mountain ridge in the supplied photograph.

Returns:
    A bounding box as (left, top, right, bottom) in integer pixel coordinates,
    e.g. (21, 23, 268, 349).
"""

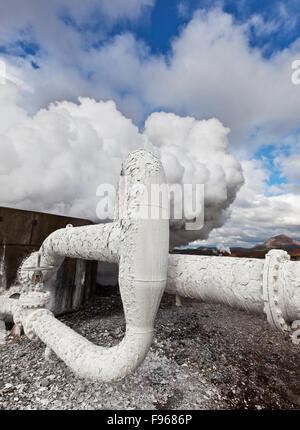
(253, 234, 300, 250)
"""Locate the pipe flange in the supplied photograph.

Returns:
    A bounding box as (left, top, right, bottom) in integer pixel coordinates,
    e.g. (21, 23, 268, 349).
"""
(263, 249, 291, 333)
(19, 291, 50, 309)
(12, 291, 50, 338)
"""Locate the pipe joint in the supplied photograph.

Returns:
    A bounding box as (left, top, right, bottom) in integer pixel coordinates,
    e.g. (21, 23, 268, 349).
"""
(263, 250, 292, 333)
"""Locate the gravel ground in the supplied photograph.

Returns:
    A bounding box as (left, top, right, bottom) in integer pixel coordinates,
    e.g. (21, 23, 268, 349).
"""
(0, 292, 300, 410)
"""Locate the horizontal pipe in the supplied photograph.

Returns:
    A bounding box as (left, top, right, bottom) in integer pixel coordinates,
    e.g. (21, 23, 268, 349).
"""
(18, 222, 120, 290)
(166, 252, 300, 326)
(166, 254, 264, 313)
(42, 222, 120, 263)
(4, 251, 300, 328)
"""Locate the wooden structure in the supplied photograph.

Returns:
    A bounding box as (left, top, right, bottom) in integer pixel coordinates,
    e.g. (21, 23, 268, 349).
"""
(0, 207, 97, 315)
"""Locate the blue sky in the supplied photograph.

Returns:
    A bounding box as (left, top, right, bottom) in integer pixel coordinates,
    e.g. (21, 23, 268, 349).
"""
(135, 0, 300, 57)
(0, 0, 300, 247)
(3, 1, 300, 60)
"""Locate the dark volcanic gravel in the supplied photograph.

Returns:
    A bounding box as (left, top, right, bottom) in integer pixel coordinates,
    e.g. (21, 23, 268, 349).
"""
(0, 293, 300, 410)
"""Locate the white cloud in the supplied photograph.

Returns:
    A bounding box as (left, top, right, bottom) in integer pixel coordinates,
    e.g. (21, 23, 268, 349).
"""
(144, 112, 244, 245)
(2, 8, 300, 153)
(0, 0, 155, 68)
(140, 9, 300, 152)
(249, 2, 298, 38)
(177, 1, 190, 19)
(0, 0, 155, 32)
(277, 151, 300, 184)
(1, 6, 300, 245)
(201, 159, 300, 247)
(0, 82, 243, 247)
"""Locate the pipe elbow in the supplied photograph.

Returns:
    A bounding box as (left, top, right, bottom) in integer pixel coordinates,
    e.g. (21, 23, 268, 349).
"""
(77, 329, 154, 382)
(22, 308, 154, 382)
(14, 149, 170, 382)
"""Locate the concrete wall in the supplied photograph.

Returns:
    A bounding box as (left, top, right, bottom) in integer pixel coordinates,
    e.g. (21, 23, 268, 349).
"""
(0, 207, 98, 315)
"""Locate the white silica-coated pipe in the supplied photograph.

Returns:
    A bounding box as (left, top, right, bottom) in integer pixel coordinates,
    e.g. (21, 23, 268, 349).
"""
(166, 251, 300, 333)
(23, 308, 155, 381)
(2, 149, 170, 382)
(18, 222, 121, 296)
(166, 255, 265, 314)
(1, 149, 300, 381)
